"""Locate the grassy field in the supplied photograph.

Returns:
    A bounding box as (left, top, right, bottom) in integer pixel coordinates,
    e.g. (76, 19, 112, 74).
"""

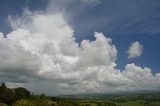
(56, 93, 160, 106)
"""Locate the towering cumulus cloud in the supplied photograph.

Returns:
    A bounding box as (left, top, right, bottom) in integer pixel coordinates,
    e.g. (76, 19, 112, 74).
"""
(0, 9, 160, 95)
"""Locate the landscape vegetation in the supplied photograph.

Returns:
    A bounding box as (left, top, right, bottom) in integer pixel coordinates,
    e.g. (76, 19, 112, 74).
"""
(0, 83, 160, 106)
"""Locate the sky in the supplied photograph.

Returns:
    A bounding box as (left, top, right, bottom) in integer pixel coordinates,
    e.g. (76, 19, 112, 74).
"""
(0, 0, 160, 95)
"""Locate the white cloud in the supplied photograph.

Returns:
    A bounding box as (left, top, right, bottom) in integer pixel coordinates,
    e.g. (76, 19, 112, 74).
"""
(0, 9, 160, 95)
(127, 41, 143, 59)
(8, 10, 73, 42)
(0, 32, 3, 38)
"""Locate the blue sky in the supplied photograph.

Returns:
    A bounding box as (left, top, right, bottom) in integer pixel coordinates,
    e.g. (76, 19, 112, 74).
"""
(0, 0, 160, 95)
(0, 0, 160, 73)
(68, 0, 160, 73)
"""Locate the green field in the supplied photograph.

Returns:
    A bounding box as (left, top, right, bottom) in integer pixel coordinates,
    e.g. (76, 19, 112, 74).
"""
(56, 93, 160, 106)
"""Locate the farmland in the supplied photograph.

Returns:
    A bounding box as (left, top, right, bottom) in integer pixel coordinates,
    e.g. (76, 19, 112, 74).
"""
(56, 93, 160, 106)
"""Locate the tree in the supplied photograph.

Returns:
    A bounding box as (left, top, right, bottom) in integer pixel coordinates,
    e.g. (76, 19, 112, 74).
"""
(40, 93, 45, 99)
(0, 87, 15, 104)
(0, 83, 6, 89)
(14, 87, 31, 100)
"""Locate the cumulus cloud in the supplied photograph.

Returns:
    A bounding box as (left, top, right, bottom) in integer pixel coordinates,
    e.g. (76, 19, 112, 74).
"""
(127, 41, 143, 59)
(0, 32, 3, 37)
(0, 8, 159, 95)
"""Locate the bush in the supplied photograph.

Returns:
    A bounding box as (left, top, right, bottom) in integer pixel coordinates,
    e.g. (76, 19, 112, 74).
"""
(0, 102, 7, 106)
(13, 98, 55, 106)
(13, 99, 35, 106)
(35, 99, 54, 106)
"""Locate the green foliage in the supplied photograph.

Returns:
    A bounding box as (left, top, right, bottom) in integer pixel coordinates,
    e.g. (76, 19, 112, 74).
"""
(13, 99, 35, 106)
(13, 98, 55, 106)
(0, 83, 32, 104)
(0, 102, 7, 106)
(0, 83, 6, 89)
(40, 93, 45, 98)
(36, 99, 54, 106)
(85, 104, 91, 106)
(0, 83, 56, 106)
(0, 84, 15, 104)
(14, 87, 31, 100)
(56, 93, 160, 106)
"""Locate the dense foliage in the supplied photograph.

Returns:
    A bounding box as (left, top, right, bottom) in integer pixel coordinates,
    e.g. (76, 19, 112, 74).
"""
(0, 83, 15, 104)
(0, 83, 55, 106)
(14, 87, 31, 100)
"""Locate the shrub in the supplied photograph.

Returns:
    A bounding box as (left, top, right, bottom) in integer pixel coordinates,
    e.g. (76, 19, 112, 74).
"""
(0, 102, 7, 106)
(12, 99, 35, 106)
